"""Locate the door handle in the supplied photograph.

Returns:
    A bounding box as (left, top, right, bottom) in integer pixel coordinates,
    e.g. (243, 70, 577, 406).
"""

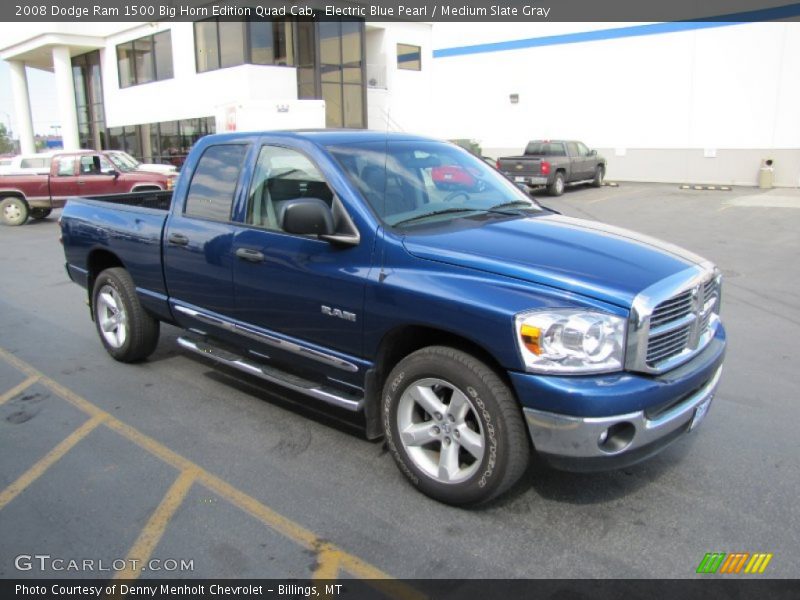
(235, 248, 265, 263)
(167, 232, 189, 246)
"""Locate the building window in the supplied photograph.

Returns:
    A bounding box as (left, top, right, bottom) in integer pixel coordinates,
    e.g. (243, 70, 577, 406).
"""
(195, 18, 300, 73)
(72, 51, 106, 150)
(194, 19, 248, 72)
(117, 31, 174, 88)
(397, 43, 421, 71)
(249, 19, 294, 66)
(106, 117, 216, 168)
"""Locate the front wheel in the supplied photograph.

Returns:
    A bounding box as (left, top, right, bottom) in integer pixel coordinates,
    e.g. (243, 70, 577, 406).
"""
(383, 346, 530, 505)
(1, 197, 29, 226)
(592, 165, 605, 187)
(93, 267, 160, 362)
(547, 172, 565, 196)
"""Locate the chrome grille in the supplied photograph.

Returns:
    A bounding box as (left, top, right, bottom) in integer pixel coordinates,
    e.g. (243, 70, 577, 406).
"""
(700, 278, 719, 331)
(626, 264, 722, 374)
(644, 275, 719, 368)
(646, 325, 692, 364)
(650, 289, 693, 328)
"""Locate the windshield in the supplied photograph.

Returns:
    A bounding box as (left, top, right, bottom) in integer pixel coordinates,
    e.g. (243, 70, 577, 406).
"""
(329, 140, 541, 228)
(107, 151, 140, 172)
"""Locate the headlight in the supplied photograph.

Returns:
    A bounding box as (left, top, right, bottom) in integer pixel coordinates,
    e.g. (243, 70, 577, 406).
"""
(166, 176, 177, 191)
(515, 309, 626, 374)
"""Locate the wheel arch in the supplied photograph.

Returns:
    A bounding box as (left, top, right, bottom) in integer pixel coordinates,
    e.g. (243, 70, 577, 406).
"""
(0, 190, 29, 204)
(363, 324, 515, 439)
(86, 248, 127, 316)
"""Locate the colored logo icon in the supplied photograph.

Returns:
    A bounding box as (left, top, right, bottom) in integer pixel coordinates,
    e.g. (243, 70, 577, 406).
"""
(697, 552, 773, 574)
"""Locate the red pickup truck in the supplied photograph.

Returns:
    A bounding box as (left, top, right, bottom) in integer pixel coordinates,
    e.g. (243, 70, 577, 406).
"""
(0, 150, 177, 226)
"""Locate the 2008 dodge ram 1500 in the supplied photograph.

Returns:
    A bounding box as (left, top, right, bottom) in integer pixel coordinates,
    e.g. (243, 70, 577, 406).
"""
(60, 131, 726, 505)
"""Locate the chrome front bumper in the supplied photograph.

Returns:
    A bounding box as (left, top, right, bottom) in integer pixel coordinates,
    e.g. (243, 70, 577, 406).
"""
(524, 367, 722, 464)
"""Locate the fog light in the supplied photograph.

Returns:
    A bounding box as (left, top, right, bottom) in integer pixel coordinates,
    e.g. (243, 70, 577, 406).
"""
(597, 422, 636, 453)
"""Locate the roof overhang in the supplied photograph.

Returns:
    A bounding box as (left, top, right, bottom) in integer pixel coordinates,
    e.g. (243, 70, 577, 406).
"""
(0, 33, 106, 71)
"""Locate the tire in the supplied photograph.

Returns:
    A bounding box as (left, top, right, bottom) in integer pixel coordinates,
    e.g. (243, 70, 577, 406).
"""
(592, 165, 605, 188)
(30, 208, 53, 220)
(382, 346, 530, 505)
(547, 172, 565, 196)
(92, 267, 160, 363)
(1, 196, 29, 226)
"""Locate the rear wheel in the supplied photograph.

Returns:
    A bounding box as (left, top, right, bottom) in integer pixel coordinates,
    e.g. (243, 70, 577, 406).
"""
(1, 197, 29, 226)
(383, 346, 530, 505)
(547, 172, 565, 196)
(592, 165, 605, 187)
(93, 267, 160, 362)
(30, 208, 52, 220)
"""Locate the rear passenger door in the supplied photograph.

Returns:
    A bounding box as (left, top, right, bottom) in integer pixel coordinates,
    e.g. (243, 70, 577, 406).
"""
(164, 142, 252, 331)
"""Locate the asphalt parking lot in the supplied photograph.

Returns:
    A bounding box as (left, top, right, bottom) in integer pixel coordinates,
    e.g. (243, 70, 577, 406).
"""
(1, 182, 798, 581)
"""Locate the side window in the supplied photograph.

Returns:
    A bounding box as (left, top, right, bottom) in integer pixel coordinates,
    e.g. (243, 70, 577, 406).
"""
(20, 157, 48, 169)
(56, 157, 77, 176)
(246, 145, 334, 231)
(185, 144, 249, 222)
(566, 142, 579, 157)
(576, 142, 590, 156)
(79, 155, 115, 175)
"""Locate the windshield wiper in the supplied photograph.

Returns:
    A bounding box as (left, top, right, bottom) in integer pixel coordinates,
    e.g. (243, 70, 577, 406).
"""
(489, 200, 540, 212)
(392, 208, 483, 227)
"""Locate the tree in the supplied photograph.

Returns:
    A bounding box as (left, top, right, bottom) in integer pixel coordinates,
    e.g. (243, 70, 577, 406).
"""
(0, 123, 14, 154)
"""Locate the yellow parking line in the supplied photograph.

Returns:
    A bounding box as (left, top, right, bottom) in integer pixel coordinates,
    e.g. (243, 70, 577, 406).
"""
(0, 375, 39, 406)
(312, 543, 343, 580)
(0, 413, 106, 510)
(114, 468, 198, 581)
(0, 346, 423, 597)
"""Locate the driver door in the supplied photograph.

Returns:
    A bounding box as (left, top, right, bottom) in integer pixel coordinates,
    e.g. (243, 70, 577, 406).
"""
(75, 154, 123, 196)
(231, 143, 371, 380)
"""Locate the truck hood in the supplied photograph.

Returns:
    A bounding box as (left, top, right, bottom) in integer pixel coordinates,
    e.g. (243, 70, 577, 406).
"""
(402, 213, 708, 308)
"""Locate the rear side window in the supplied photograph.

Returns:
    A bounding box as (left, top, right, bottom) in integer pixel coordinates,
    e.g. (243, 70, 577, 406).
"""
(20, 157, 50, 168)
(524, 142, 566, 157)
(184, 144, 248, 222)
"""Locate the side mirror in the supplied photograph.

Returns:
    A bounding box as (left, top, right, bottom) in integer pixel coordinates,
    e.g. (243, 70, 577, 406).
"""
(589, 149, 597, 156)
(103, 168, 119, 178)
(277, 198, 335, 236)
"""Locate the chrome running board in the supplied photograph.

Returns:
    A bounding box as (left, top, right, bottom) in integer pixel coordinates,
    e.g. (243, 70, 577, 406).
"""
(177, 337, 363, 413)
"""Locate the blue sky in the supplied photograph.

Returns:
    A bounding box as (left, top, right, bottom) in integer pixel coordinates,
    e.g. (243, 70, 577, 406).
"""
(0, 62, 60, 137)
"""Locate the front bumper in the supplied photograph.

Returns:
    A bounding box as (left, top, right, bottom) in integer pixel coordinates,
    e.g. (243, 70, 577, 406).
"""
(512, 325, 726, 471)
(524, 366, 721, 471)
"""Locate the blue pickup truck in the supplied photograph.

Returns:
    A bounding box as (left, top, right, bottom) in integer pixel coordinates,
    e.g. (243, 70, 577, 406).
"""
(60, 131, 726, 505)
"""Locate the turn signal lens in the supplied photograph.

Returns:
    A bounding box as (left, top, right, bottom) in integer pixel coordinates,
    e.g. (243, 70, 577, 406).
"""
(520, 324, 542, 355)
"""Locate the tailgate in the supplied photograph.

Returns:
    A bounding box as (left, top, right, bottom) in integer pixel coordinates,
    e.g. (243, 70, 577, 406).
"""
(498, 157, 548, 184)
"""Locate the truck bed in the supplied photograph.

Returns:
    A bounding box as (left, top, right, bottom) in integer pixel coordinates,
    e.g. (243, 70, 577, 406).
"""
(61, 191, 174, 320)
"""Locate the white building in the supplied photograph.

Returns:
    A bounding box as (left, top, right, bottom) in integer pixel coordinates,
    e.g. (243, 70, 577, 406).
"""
(1, 19, 798, 185)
